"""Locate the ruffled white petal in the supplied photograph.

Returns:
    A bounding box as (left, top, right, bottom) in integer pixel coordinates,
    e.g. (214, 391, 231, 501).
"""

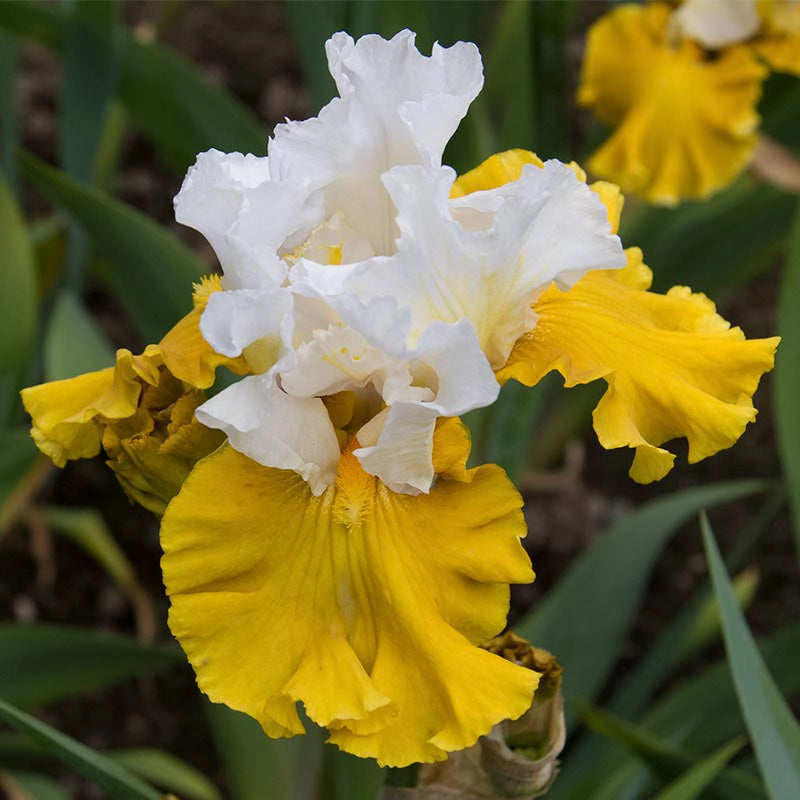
(200, 287, 294, 364)
(346, 318, 498, 492)
(268, 30, 483, 256)
(411, 319, 499, 415)
(174, 150, 319, 289)
(299, 162, 624, 369)
(195, 373, 340, 495)
(355, 402, 439, 493)
(280, 324, 416, 399)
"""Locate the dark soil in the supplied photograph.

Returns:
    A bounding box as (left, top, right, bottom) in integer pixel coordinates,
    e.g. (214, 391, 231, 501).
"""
(5, 2, 797, 798)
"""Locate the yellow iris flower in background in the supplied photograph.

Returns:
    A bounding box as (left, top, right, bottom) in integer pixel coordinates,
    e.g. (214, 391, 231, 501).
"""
(22, 31, 779, 768)
(578, 0, 800, 205)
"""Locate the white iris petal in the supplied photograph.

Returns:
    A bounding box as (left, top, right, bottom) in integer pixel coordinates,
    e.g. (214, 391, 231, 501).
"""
(300, 161, 625, 370)
(195, 373, 340, 496)
(174, 149, 315, 289)
(269, 30, 483, 256)
(175, 30, 626, 496)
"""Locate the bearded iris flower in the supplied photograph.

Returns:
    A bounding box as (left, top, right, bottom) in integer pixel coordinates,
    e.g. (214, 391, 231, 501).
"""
(578, 0, 800, 205)
(23, 30, 778, 767)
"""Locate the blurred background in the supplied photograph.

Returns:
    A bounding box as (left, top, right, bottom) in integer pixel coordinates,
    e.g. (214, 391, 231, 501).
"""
(1, 1, 799, 799)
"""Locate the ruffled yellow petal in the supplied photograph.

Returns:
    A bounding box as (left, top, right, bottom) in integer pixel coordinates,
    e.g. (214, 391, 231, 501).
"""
(452, 149, 626, 242)
(498, 250, 779, 482)
(161, 425, 537, 767)
(578, 3, 766, 205)
(22, 275, 246, 495)
(21, 275, 248, 512)
(451, 150, 544, 197)
(20, 346, 162, 467)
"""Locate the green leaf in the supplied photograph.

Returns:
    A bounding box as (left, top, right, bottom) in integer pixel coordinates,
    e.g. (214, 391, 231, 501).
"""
(552, 621, 800, 800)
(0, 2, 62, 50)
(110, 748, 221, 800)
(483, 0, 576, 161)
(483, 1, 535, 153)
(320, 744, 385, 800)
(0, 1, 264, 174)
(205, 703, 323, 800)
(775, 203, 800, 559)
(41, 506, 155, 642)
(651, 622, 800, 754)
(617, 567, 760, 724)
(0, 624, 179, 709)
(42, 507, 133, 589)
(0, 167, 37, 420)
(514, 480, 763, 715)
(527, 382, 602, 472)
(61, 0, 119, 182)
(653, 738, 746, 800)
(61, 0, 120, 292)
(579, 704, 764, 800)
(0, 731, 48, 769)
(1, 770, 71, 800)
(550, 490, 781, 800)
(0, 30, 19, 191)
(761, 73, 800, 153)
(43, 289, 115, 380)
(19, 149, 202, 342)
(480, 378, 553, 482)
(0, 698, 162, 800)
(119, 36, 265, 173)
(0, 429, 41, 533)
(286, 0, 346, 111)
(621, 178, 795, 296)
(702, 514, 800, 799)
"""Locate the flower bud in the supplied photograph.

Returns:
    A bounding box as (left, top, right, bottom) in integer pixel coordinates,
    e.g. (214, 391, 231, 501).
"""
(382, 632, 565, 799)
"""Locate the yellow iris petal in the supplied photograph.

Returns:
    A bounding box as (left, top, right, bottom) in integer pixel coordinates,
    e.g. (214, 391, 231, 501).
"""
(451, 150, 544, 197)
(21, 275, 247, 509)
(159, 274, 248, 389)
(453, 148, 624, 237)
(755, 0, 800, 74)
(161, 425, 537, 767)
(754, 35, 800, 75)
(498, 250, 779, 482)
(578, 3, 766, 205)
(20, 346, 162, 467)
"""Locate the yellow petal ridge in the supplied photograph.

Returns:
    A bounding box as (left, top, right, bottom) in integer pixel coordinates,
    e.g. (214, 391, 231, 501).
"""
(578, 3, 767, 205)
(498, 249, 779, 481)
(161, 424, 537, 766)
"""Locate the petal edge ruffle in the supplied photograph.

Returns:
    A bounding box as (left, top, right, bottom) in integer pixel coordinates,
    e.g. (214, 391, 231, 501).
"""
(498, 251, 779, 482)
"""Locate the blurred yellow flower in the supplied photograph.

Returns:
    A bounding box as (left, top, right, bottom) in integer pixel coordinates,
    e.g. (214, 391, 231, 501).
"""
(755, 0, 800, 74)
(578, 1, 799, 205)
(21, 276, 246, 513)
